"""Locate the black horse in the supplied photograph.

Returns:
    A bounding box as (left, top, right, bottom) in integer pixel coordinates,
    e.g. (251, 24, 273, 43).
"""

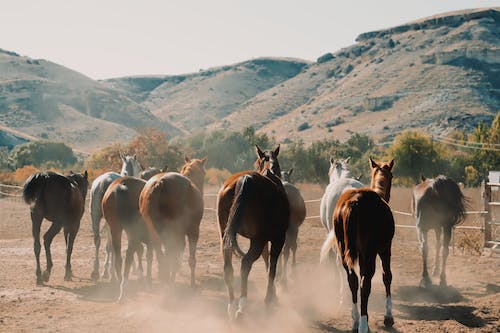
(412, 175, 468, 288)
(22, 171, 88, 285)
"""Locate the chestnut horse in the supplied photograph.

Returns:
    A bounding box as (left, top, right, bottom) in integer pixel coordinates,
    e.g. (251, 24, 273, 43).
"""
(412, 175, 468, 288)
(102, 176, 153, 300)
(89, 153, 142, 281)
(217, 145, 289, 320)
(320, 158, 395, 333)
(139, 157, 207, 288)
(22, 171, 89, 285)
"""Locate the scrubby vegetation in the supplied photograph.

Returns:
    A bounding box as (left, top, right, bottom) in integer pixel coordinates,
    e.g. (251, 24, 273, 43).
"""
(1, 113, 498, 187)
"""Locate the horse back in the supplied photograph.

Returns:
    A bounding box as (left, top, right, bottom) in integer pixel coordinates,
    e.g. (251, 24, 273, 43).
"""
(283, 182, 306, 226)
(141, 172, 203, 231)
(103, 177, 146, 225)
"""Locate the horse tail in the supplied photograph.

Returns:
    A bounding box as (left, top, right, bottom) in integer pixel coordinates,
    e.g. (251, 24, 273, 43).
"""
(22, 172, 45, 206)
(223, 175, 251, 257)
(115, 184, 130, 221)
(320, 230, 336, 263)
(434, 176, 469, 226)
(343, 201, 359, 269)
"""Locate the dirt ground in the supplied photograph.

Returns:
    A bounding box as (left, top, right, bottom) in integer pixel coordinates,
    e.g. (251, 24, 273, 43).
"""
(0, 185, 499, 333)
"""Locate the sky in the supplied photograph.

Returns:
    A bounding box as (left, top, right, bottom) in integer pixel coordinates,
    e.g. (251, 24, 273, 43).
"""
(0, 0, 498, 79)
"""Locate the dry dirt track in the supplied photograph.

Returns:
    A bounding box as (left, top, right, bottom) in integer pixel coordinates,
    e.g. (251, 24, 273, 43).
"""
(0, 185, 499, 333)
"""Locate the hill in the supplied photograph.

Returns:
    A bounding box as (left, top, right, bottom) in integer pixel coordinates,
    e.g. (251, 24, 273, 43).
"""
(0, 49, 179, 152)
(0, 7, 498, 152)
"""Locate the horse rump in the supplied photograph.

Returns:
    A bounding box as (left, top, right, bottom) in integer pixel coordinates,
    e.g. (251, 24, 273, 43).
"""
(22, 172, 47, 206)
(433, 176, 469, 226)
(223, 174, 252, 257)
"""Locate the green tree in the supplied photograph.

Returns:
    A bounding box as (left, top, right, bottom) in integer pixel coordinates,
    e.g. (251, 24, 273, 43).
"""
(9, 141, 77, 169)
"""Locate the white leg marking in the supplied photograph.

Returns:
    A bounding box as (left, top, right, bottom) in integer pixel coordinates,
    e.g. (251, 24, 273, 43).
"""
(358, 315, 368, 333)
(385, 296, 393, 318)
(352, 302, 360, 330)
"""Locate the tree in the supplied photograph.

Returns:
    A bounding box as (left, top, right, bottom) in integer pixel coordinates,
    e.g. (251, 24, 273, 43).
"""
(9, 141, 76, 169)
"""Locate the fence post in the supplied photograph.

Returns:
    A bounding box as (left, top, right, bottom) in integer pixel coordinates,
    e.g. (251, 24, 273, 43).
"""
(482, 181, 492, 248)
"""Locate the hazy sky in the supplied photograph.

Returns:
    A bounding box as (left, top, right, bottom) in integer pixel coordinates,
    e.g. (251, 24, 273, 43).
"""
(1, 1, 497, 79)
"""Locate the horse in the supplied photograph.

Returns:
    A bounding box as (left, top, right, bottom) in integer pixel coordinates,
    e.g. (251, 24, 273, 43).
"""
(22, 170, 89, 285)
(412, 175, 468, 288)
(320, 158, 395, 333)
(102, 176, 153, 300)
(320, 157, 364, 232)
(277, 168, 306, 283)
(217, 145, 289, 321)
(89, 152, 142, 281)
(140, 165, 168, 181)
(139, 156, 207, 288)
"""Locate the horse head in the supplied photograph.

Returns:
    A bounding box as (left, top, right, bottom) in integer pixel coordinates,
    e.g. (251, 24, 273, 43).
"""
(68, 170, 89, 200)
(328, 156, 351, 182)
(255, 145, 281, 178)
(120, 152, 142, 177)
(180, 155, 207, 192)
(369, 157, 394, 202)
(281, 168, 293, 183)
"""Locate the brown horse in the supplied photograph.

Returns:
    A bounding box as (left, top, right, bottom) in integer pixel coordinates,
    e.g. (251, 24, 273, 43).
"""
(22, 171, 89, 285)
(320, 158, 395, 333)
(102, 176, 153, 300)
(139, 156, 207, 288)
(217, 145, 289, 321)
(412, 175, 468, 288)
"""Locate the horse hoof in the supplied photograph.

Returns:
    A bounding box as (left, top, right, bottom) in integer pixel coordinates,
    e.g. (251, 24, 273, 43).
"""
(64, 272, 73, 281)
(439, 280, 447, 287)
(235, 310, 245, 323)
(42, 271, 50, 283)
(419, 277, 432, 289)
(102, 271, 110, 280)
(36, 277, 43, 285)
(384, 316, 394, 328)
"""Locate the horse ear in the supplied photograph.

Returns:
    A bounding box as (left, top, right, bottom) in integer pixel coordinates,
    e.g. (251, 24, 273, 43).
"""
(162, 165, 168, 172)
(289, 168, 293, 176)
(255, 145, 265, 159)
(389, 159, 395, 170)
(273, 144, 280, 156)
(369, 157, 378, 169)
(201, 157, 208, 165)
(69, 170, 74, 174)
(344, 156, 351, 164)
(420, 174, 426, 182)
(119, 151, 125, 161)
(133, 154, 137, 160)
(84, 170, 88, 179)
(330, 157, 335, 165)
(184, 155, 190, 163)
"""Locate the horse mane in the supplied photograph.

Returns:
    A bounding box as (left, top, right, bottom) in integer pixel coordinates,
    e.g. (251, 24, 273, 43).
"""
(430, 175, 469, 225)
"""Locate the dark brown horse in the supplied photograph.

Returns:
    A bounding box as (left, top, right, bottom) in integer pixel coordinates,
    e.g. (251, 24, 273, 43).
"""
(412, 175, 468, 288)
(102, 176, 153, 300)
(320, 158, 395, 333)
(139, 157, 206, 288)
(139, 165, 168, 181)
(217, 145, 289, 321)
(22, 171, 89, 285)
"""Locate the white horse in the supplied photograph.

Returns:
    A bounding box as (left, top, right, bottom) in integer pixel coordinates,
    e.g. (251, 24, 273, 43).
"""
(320, 157, 364, 232)
(319, 157, 364, 305)
(89, 152, 142, 281)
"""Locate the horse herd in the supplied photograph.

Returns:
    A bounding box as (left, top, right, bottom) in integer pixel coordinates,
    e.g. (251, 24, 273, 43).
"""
(21, 146, 468, 333)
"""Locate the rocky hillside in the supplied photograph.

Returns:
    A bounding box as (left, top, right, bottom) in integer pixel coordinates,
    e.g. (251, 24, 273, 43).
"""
(0, 49, 178, 152)
(207, 8, 499, 143)
(1, 8, 498, 152)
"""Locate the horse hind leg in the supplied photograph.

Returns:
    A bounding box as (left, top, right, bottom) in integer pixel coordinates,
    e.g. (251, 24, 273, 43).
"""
(379, 248, 394, 328)
(418, 228, 432, 288)
(237, 239, 266, 320)
(31, 211, 43, 285)
(223, 248, 237, 320)
(187, 231, 199, 288)
(133, 243, 144, 280)
(433, 228, 442, 277)
(42, 222, 63, 282)
(63, 222, 80, 281)
(264, 237, 284, 306)
(102, 225, 114, 281)
(119, 235, 138, 301)
(440, 226, 452, 287)
(358, 254, 376, 333)
(343, 262, 360, 331)
(90, 208, 102, 281)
